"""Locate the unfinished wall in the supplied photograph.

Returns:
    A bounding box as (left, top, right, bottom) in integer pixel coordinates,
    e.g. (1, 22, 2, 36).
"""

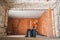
(38, 8, 54, 37)
(0, 5, 8, 36)
(7, 18, 38, 35)
(48, 8, 54, 37)
(53, 0, 60, 37)
(38, 11, 48, 36)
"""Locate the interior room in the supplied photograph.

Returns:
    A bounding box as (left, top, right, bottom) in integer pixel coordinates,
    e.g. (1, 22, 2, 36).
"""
(6, 8, 54, 37)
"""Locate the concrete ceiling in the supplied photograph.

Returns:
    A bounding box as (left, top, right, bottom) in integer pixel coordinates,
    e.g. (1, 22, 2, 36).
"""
(9, 9, 45, 18)
(6, 0, 56, 18)
(5, 0, 56, 9)
(5, 0, 56, 4)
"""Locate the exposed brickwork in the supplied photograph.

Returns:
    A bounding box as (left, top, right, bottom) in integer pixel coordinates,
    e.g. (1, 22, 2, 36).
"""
(7, 18, 38, 35)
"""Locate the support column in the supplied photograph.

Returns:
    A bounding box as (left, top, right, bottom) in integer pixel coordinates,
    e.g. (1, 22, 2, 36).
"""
(0, 4, 8, 37)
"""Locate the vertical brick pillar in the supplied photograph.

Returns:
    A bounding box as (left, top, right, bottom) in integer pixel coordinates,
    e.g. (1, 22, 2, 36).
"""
(47, 8, 54, 37)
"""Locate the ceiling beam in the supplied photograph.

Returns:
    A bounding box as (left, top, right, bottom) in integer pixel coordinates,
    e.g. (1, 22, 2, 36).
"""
(4, 0, 56, 9)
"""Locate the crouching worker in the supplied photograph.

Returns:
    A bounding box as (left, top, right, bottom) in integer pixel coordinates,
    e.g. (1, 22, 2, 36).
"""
(25, 26, 32, 37)
(25, 26, 37, 37)
(30, 26, 37, 37)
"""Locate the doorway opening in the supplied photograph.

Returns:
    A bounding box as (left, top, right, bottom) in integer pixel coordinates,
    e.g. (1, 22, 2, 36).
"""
(6, 9, 54, 37)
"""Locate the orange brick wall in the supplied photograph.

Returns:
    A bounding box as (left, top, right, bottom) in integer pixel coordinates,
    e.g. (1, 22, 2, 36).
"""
(7, 18, 38, 35)
(38, 8, 54, 37)
(7, 18, 14, 35)
(38, 11, 48, 36)
(48, 8, 54, 37)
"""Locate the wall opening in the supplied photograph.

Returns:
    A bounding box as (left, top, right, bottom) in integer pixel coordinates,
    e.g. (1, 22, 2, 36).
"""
(6, 9, 54, 37)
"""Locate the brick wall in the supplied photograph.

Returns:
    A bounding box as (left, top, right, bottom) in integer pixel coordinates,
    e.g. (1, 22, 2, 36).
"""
(38, 8, 54, 37)
(7, 18, 38, 35)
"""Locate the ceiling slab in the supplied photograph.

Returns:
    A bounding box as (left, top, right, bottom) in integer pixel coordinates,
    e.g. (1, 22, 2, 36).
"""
(5, 0, 56, 9)
(5, 0, 56, 4)
(8, 9, 46, 18)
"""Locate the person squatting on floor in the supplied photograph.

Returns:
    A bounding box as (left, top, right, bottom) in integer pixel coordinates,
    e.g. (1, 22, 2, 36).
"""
(25, 26, 37, 37)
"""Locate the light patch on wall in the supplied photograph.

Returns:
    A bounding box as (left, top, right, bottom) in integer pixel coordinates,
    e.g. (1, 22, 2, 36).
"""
(8, 9, 44, 18)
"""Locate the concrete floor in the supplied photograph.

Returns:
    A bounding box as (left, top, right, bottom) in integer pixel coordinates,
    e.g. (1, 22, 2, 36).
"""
(0, 35, 60, 40)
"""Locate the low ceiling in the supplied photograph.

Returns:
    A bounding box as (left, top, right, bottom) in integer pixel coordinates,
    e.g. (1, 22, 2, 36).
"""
(6, 0, 56, 18)
(5, 0, 56, 4)
(9, 9, 45, 18)
(4, 0, 56, 9)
